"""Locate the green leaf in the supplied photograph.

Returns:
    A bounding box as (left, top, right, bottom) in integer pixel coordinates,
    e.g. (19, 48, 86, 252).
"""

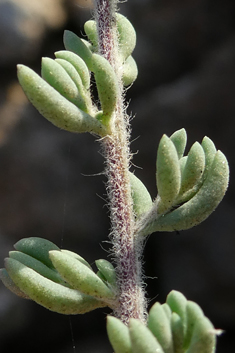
(60, 249, 92, 270)
(150, 150, 229, 231)
(91, 53, 119, 126)
(84, 20, 98, 50)
(63, 30, 93, 70)
(129, 319, 164, 353)
(184, 301, 204, 349)
(5, 258, 106, 314)
(129, 172, 153, 218)
(14, 237, 60, 269)
(185, 317, 217, 353)
(122, 55, 138, 86)
(177, 142, 205, 203)
(170, 128, 187, 159)
(49, 250, 116, 302)
(171, 313, 184, 353)
(9, 251, 68, 286)
(55, 50, 90, 90)
(148, 302, 174, 353)
(107, 316, 132, 353)
(17, 65, 107, 136)
(156, 134, 181, 214)
(117, 14, 137, 61)
(0, 268, 30, 299)
(95, 259, 117, 288)
(167, 290, 187, 327)
(41, 57, 84, 109)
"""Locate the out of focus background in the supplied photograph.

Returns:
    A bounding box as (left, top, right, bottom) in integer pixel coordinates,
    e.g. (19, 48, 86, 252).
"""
(0, 0, 235, 352)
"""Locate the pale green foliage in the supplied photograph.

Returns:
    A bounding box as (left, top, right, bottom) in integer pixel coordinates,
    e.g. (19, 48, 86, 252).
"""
(107, 291, 219, 353)
(134, 129, 229, 235)
(0, 7, 229, 353)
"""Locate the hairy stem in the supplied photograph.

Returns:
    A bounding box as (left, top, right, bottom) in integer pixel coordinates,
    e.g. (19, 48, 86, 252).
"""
(94, 0, 147, 324)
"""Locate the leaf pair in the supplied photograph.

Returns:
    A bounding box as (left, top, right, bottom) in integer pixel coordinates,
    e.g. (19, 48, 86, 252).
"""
(107, 290, 221, 353)
(0, 237, 117, 314)
(131, 129, 229, 235)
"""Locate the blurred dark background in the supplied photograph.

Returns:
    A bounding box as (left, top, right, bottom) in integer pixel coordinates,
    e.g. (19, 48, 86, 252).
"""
(0, 0, 235, 352)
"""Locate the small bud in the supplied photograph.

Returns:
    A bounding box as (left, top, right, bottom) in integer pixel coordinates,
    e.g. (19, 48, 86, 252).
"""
(107, 316, 132, 353)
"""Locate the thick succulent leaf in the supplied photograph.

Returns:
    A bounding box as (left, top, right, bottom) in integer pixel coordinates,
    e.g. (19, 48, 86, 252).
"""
(0, 268, 30, 299)
(14, 237, 60, 269)
(122, 55, 138, 86)
(107, 316, 132, 353)
(176, 142, 205, 204)
(17, 65, 107, 136)
(63, 30, 93, 70)
(129, 172, 153, 218)
(170, 128, 187, 159)
(5, 258, 106, 314)
(148, 302, 174, 353)
(184, 301, 204, 349)
(129, 319, 164, 353)
(84, 20, 98, 49)
(185, 317, 217, 353)
(9, 251, 68, 286)
(41, 57, 84, 109)
(167, 291, 187, 328)
(171, 313, 185, 353)
(49, 250, 116, 302)
(61, 249, 92, 269)
(95, 259, 117, 288)
(91, 53, 119, 126)
(117, 14, 136, 61)
(145, 150, 229, 232)
(55, 50, 90, 90)
(156, 134, 181, 214)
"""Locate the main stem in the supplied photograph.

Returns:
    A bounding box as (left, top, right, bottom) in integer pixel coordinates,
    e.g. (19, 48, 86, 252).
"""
(94, 0, 147, 324)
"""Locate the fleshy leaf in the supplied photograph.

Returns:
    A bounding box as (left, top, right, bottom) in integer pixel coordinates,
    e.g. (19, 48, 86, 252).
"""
(122, 55, 138, 86)
(5, 258, 106, 314)
(156, 134, 181, 214)
(49, 250, 116, 302)
(170, 128, 187, 159)
(129, 172, 153, 218)
(129, 319, 164, 353)
(107, 316, 132, 353)
(17, 65, 107, 136)
(148, 302, 174, 353)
